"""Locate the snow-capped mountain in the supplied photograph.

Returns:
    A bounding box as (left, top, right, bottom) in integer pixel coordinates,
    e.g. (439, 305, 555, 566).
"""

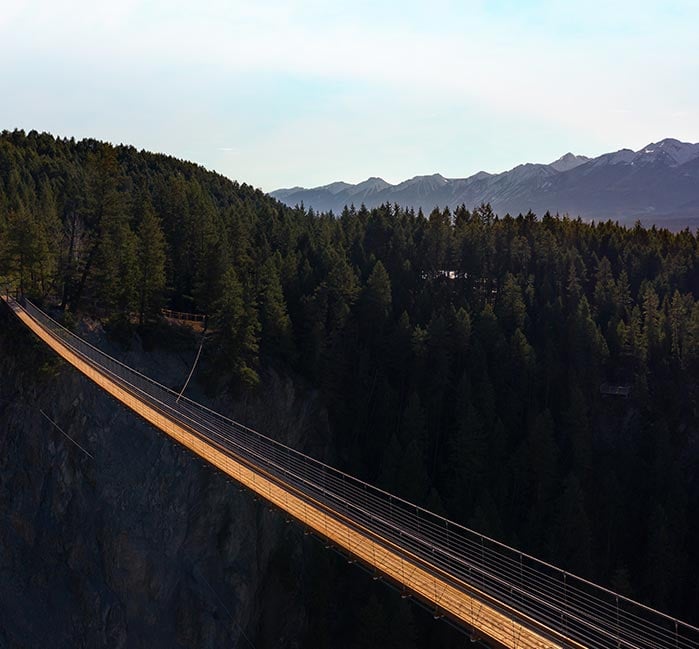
(270, 138, 699, 229)
(632, 138, 699, 166)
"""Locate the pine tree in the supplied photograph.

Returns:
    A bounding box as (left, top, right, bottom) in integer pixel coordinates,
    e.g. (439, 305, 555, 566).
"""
(364, 260, 392, 323)
(497, 272, 526, 333)
(668, 290, 691, 366)
(593, 256, 616, 328)
(2, 207, 55, 296)
(615, 269, 632, 319)
(452, 306, 471, 353)
(566, 259, 583, 307)
(136, 198, 167, 324)
(71, 147, 127, 311)
(212, 267, 260, 389)
(259, 256, 294, 358)
(641, 284, 664, 362)
(94, 216, 138, 318)
(324, 254, 359, 333)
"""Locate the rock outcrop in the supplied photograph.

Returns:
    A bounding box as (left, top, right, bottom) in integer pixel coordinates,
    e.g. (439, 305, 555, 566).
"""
(0, 307, 329, 648)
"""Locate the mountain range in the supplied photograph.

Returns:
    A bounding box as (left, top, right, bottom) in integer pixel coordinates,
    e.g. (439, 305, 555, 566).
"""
(271, 138, 699, 229)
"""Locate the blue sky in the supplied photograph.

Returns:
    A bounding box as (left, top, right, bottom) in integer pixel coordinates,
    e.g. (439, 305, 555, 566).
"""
(2, 1, 698, 191)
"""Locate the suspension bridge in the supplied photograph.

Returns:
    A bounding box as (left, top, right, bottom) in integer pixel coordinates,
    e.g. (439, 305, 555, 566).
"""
(3, 294, 698, 649)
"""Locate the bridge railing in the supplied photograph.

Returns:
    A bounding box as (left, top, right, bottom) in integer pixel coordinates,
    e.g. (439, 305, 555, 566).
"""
(13, 296, 699, 649)
(161, 308, 207, 323)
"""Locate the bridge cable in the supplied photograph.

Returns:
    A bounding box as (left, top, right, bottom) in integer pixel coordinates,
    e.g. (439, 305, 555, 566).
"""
(176, 337, 205, 403)
(39, 410, 95, 460)
(0, 394, 95, 461)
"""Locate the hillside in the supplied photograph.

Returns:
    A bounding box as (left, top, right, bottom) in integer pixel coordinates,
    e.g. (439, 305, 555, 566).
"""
(1, 130, 699, 646)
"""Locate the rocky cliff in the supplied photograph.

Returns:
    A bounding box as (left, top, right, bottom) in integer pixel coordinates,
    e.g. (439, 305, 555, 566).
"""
(0, 306, 330, 649)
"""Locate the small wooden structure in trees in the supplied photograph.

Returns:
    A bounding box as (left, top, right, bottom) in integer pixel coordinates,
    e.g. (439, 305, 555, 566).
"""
(600, 383, 631, 398)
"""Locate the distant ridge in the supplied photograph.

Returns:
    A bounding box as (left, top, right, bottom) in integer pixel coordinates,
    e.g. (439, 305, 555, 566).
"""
(271, 138, 699, 229)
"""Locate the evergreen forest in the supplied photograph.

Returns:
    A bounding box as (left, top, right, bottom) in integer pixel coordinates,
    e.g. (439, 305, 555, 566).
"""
(1, 130, 698, 641)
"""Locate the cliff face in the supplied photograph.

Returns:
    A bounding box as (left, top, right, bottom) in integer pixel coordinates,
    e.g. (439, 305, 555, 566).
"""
(0, 308, 329, 649)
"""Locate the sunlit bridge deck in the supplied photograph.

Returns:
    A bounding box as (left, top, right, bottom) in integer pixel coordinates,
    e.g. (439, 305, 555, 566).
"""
(3, 294, 698, 649)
